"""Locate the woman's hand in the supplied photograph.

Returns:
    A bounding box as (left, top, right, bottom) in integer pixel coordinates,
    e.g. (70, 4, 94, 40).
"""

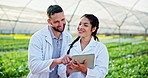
(66, 64, 72, 76)
(70, 59, 87, 74)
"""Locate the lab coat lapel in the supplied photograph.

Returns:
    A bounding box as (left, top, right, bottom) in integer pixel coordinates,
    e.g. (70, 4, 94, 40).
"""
(73, 39, 82, 54)
(83, 38, 97, 54)
(44, 26, 52, 45)
(42, 26, 53, 58)
(61, 31, 68, 55)
(72, 38, 97, 54)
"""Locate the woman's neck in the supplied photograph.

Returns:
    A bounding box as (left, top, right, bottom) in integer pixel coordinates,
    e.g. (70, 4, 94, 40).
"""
(80, 36, 92, 51)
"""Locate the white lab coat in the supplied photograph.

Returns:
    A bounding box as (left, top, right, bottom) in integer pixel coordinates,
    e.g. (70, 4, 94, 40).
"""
(27, 25, 72, 78)
(58, 38, 109, 78)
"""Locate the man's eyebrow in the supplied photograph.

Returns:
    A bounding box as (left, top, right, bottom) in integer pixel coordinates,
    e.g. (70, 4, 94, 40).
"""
(61, 18, 65, 20)
(54, 20, 59, 23)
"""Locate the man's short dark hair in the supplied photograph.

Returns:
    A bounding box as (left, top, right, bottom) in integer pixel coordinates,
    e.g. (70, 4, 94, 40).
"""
(47, 5, 63, 19)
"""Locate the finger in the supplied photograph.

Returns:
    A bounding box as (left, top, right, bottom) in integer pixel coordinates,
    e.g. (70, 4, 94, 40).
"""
(71, 61, 78, 67)
(66, 55, 72, 61)
(68, 61, 72, 65)
(64, 59, 68, 64)
(84, 59, 87, 65)
(66, 56, 72, 64)
(62, 56, 66, 63)
(64, 55, 72, 63)
(68, 55, 72, 60)
(75, 60, 81, 66)
(64, 58, 68, 64)
(71, 62, 76, 69)
(71, 62, 79, 70)
(66, 57, 70, 63)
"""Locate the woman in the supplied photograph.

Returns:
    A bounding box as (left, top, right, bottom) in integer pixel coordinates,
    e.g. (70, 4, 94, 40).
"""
(58, 14, 109, 78)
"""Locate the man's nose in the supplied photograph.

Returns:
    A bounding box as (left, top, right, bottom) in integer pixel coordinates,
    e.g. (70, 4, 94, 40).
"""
(59, 21, 63, 26)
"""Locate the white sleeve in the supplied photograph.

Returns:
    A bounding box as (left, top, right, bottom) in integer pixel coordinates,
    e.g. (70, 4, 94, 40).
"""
(86, 44, 109, 78)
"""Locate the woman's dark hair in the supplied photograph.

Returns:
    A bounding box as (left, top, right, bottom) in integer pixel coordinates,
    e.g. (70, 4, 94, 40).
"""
(82, 14, 99, 41)
(67, 14, 99, 54)
(67, 36, 80, 54)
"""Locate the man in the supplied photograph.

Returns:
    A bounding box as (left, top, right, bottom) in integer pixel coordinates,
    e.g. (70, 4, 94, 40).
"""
(27, 5, 72, 78)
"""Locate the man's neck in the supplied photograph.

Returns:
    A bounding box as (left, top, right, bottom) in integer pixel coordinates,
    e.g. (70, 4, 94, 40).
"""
(51, 27, 61, 39)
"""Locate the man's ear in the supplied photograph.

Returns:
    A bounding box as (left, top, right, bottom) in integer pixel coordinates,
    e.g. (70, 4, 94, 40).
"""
(47, 19, 51, 24)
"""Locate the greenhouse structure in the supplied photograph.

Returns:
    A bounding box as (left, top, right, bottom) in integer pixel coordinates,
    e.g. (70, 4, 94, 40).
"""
(0, 0, 148, 35)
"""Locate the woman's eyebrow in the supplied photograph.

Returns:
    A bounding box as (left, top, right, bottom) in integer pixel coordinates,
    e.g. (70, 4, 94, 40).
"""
(84, 23, 89, 25)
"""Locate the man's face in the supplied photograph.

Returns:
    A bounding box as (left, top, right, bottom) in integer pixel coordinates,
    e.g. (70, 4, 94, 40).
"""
(49, 12, 66, 33)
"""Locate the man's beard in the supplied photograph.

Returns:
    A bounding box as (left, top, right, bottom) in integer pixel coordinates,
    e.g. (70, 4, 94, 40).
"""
(52, 25, 65, 33)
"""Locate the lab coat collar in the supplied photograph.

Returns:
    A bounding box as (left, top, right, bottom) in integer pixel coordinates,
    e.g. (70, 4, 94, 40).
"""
(73, 37, 97, 54)
(41, 25, 69, 45)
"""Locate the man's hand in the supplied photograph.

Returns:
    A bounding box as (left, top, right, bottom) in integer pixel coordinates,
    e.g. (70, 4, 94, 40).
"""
(50, 55, 72, 69)
(55, 55, 72, 65)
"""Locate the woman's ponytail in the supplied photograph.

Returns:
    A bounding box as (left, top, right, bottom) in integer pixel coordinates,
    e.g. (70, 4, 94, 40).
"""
(67, 36, 80, 54)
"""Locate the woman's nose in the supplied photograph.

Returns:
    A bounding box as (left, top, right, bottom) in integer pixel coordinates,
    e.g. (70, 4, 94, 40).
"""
(79, 25, 83, 28)
(78, 25, 84, 31)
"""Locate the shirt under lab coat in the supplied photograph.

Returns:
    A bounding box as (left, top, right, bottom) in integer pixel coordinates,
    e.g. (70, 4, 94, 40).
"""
(27, 25, 72, 78)
(58, 37, 109, 78)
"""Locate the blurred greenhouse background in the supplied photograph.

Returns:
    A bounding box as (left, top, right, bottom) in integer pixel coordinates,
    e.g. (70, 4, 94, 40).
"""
(0, 0, 148, 78)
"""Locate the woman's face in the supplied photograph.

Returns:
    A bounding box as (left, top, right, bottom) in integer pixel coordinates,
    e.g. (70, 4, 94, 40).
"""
(77, 17, 95, 38)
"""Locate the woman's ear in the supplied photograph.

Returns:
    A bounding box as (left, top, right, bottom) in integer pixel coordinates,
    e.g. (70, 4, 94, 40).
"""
(47, 19, 51, 24)
(92, 27, 96, 32)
